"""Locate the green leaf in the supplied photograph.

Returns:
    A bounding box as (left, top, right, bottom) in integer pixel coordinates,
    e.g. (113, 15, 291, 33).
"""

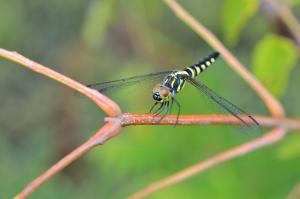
(276, 134, 300, 160)
(81, 0, 117, 48)
(252, 34, 298, 97)
(221, 0, 259, 46)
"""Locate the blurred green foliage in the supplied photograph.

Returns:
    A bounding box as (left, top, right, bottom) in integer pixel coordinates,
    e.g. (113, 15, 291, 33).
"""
(222, 0, 259, 45)
(287, 0, 300, 6)
(277, 134, 300, 160)
(82, 0, 117, 48)
(0, 0, 300, 199)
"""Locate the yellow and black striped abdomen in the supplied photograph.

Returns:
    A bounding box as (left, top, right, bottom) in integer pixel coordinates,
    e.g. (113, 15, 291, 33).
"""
(184, 52, 219, 79)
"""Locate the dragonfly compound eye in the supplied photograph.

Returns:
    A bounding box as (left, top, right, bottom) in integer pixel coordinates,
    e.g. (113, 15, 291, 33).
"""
(153, 92, 162, 101)
(160, 87, 170, 97)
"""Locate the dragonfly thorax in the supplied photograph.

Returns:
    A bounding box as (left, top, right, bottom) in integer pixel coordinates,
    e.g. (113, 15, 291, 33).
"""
(162, 71, 188, 94)
(152, 84, 172, 102)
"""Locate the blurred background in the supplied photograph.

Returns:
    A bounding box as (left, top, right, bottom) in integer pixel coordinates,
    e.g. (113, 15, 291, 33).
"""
(1, 0, 300, 198)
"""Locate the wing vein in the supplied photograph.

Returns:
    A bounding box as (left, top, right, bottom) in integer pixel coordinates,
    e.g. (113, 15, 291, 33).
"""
(87, 71, 173, 92)
(186, 77, 260, 128)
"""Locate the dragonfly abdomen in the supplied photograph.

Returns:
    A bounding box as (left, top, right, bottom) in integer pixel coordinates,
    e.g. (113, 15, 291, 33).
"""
(162, 52, 220, 94)
(184, 52, 220, 79)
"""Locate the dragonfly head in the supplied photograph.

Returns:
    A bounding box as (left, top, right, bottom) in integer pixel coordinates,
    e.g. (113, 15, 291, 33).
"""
(152, 84, 171, 102)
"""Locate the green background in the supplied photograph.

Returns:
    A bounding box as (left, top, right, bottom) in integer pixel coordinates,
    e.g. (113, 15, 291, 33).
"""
(1, 0, 300, 198)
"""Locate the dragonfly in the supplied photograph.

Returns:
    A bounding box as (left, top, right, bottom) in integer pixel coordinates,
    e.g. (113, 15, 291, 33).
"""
(87, 52, 260, 128)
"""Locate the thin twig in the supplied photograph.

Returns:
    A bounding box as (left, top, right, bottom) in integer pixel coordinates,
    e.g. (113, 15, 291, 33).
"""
(128, 128, 286, 199)
(120, 113, 300, 130)
(163, 0, 284, 118)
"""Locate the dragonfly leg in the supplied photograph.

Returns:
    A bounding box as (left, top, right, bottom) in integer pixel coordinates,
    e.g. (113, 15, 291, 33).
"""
(169, 98, 178, 127)
(149, 102, 158, 113)
(165, 101, 170, 114)
(150, 102, 165, 123)
(172, 97, 181, 125)
(153, 102, 165, 115)
(168, 99, 173, 115)
(157, 101, 170, 123)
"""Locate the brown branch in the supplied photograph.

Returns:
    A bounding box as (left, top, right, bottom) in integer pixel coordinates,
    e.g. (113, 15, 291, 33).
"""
(120, 113, 300, 130)
(163, 0, 284, 118)
(127, 128, 286, 199)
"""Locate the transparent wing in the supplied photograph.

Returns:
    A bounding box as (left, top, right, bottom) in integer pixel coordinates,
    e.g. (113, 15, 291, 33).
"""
(186, 77, 260, 128)
(87, 71, 173, 93)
